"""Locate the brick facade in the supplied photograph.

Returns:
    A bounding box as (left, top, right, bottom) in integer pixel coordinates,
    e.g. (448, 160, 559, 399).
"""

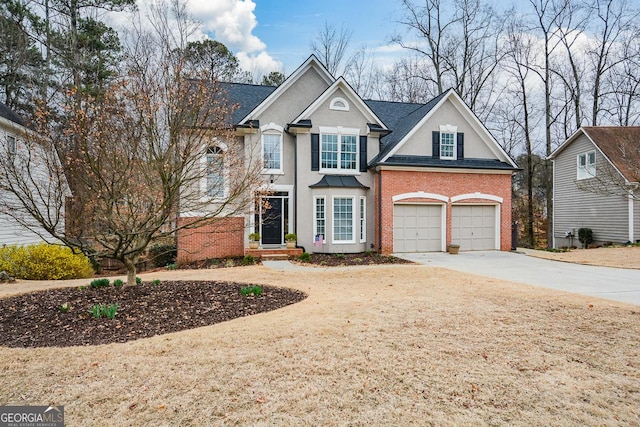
(177, 217, 245, 263)
(378, 169, 513, 254)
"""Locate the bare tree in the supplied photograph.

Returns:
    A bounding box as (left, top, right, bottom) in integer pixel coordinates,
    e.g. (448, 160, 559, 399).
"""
(0, 0, 263, 286)
(310, 21, 352, 76)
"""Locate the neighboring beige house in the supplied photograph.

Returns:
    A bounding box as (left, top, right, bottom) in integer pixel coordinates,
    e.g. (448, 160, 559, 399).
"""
(177, 55, 519, 262)
(549, 126, 640, 248)
(0, 102, 62, 246)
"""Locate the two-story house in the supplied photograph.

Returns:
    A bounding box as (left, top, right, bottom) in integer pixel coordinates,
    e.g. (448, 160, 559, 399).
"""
(177, 56, 518, 262)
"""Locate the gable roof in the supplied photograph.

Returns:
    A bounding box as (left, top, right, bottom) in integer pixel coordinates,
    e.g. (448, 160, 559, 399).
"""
(0, 102, 25, 127)
(550, 126, 640, 183)
(291, 77, 387, 129)
(237, 55, 334, 125)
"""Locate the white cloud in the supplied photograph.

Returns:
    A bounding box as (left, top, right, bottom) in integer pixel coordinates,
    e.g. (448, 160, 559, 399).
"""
(188, 0, 265, 52)
(237, 51, 284, 79)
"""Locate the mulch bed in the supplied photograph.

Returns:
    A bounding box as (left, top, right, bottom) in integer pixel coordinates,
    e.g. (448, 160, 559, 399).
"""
(293, 252, 413, 267)
(0, 281, 306, 348)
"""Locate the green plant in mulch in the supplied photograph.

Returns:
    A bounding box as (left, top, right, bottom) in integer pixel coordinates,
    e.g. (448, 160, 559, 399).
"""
(136, 277, 142, 285)
(90, 278, 110, 288)
(240, 285, 263, 296)
(113, 279, 124, 288)
(242, 255, 256, 265)
(152, 279, 161, 286)
(298, 252, 311, 263)
(59, 303, 71, 313)
(89, 303, 119, 319)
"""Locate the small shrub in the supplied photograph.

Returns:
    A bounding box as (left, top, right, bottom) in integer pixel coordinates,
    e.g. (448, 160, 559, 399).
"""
(364, 250, 374, 257)
(334, 253, 345, 259)
(152, 279, 161, 286)
(0, 243, 94, 280)
(242, 255, 255, 265)
(166, 263, 177, 270)
(248, 233, 260, 241)
(578, 228, 594, 248)
(148, 244, 177, 268)
(77, 286, 87, 291)
(298, 252, 311, 263)
(136, 277, 142, 285)
(90, 278, 110, 288)
(113, 279, 124, 287)
(225, 259, 235, 268)
(240, 285, 263, 296)
(284, 233, 297, 242)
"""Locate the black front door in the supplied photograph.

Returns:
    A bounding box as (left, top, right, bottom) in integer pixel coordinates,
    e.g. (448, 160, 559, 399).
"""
(262, 197, 283, 244)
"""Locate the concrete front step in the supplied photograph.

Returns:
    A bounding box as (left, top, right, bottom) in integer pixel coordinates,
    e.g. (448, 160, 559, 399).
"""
(261, 254, 290, 261)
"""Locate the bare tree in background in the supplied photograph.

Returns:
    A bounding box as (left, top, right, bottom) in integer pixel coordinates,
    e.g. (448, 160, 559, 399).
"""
(311, 21, 353, 76)
(0, 0, 263, 286)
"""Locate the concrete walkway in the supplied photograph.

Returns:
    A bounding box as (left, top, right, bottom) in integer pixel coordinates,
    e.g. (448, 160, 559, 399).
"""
(395, 251, 640, 306)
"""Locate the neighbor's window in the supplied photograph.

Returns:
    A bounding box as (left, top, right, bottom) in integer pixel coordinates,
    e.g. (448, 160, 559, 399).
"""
(6, 135, 16, 155)
(333, 197, 354, 243)
(320, 126, 359, 172)
(359, 196, 366, 242)
(206, 146, 224, 197)
(262, 133, 282, 172)
(577, 150, 596, 180)
(314, 196, 326, 241)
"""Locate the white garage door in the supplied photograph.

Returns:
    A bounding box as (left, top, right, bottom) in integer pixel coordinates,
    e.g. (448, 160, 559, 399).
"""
(451, 205, 497, 250)
(393, 204, 442, 252)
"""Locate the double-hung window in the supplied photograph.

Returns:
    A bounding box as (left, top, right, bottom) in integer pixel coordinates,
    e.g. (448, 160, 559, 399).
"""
(439, 124, 457, 159)
(577, 151, 596, 180)
(261, 123, 284, 174)
(320, 126, 359, 172)
(314, 197, 326, 242)
(333, 196, 355, 243)
(359, 197, 366, 242)
(206, 146, 225, 198)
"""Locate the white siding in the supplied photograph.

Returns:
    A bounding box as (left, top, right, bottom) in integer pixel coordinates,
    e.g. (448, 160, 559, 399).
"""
(553, 134, 629, 247)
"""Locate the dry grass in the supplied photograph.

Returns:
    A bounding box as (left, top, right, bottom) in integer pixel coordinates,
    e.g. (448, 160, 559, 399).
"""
(524, 246, 640, 269)
(1, 265, 639, 426)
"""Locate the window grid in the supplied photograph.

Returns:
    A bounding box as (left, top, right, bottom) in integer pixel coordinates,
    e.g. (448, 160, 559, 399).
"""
(333, 197, 353, 242)
(207, 146, 224, 197)
(359, 197, 366, 242)
(315, 197, 325, 240)
(440, 132, 455, 158)
(340, 135, 357, 169)
(577, 151, 596, 179)
(321, 134, 338, 169)
(263, 134, 281, 170)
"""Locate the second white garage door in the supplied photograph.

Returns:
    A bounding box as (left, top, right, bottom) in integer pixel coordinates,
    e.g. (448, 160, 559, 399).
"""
(393, 204, 443, 252)
(451, 205, 497, 250)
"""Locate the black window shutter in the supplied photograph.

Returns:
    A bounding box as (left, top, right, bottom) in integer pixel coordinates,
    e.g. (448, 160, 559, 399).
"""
(432, 131, 440, 159)
(359, 135, 367, 172)
(457, 132, 464, 159)
(311, 133, 319, 171)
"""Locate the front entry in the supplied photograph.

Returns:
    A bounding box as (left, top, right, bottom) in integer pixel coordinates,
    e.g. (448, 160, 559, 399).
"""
(258, 192, 289, 245)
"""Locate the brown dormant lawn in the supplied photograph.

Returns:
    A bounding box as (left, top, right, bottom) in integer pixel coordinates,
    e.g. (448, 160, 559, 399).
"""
(524, 245, 640, 269)
(1, 264, 639, 425)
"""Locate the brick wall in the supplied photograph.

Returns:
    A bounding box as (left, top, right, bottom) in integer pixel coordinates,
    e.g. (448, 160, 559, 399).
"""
(379, 170, 513, 254)
(177, 216, 245, 263)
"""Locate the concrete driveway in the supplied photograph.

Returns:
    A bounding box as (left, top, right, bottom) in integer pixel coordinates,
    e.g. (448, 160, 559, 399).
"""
(395, 251, 640, 305)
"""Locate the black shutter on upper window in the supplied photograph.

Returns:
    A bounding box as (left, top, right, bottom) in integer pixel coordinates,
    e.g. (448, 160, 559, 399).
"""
(432, 131, 440, 159)
(457, 132, 464, 159)
(311, 133, 319, 171)
(359, 135, 367, 172)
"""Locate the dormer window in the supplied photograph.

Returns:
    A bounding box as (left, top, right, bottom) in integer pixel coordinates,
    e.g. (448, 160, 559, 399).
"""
(329, 97, 349, 111)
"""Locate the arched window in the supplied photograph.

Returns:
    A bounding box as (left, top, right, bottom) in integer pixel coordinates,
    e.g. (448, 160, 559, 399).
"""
(206, 146, 224, 198)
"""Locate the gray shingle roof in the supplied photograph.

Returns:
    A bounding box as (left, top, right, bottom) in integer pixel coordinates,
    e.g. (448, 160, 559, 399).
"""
(381, 155, 517, 170)
(0, 102, 25, 127)
(218, 82, 276, 125)
(309, 175, 369, 188)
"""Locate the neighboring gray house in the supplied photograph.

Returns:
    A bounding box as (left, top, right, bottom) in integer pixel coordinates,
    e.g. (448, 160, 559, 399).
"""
(0, 102, 61, 246)
(549, 126, 640, 248)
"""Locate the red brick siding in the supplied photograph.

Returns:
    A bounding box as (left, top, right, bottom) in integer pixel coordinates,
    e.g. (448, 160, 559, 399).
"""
(380, 170, 512, 254)
(177, 217, 245, 263)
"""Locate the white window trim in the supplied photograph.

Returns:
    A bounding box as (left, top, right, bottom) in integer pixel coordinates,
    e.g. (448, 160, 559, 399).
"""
(319, 126, 360, 174)
(439, 124, 458, 160)
(200, 141, 228, 201)
(332, 195, 356, 244)
(359, 196, 366, 243)
(313, 196, 326, 243)
(261, 123, 284, 174)
(577, 150, 596, 180)
(329, 97, 349, 111)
